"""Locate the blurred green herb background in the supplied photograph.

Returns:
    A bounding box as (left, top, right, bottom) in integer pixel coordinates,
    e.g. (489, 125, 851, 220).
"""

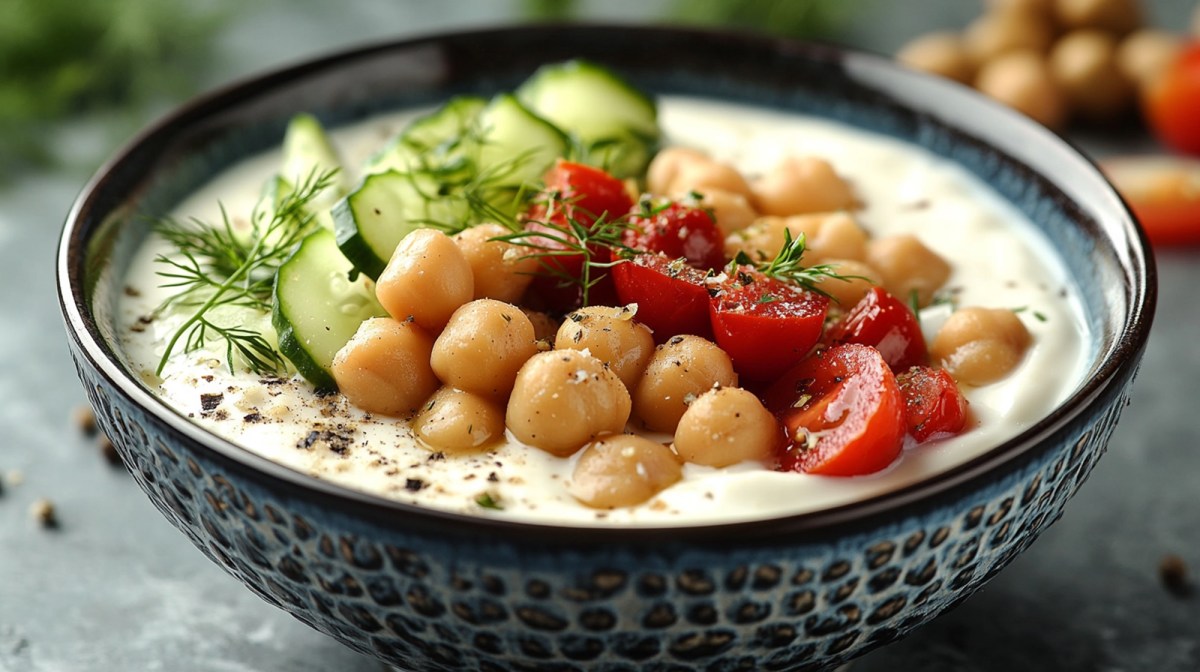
(0, 0, 854, 183)
(0, 0, 231, 178)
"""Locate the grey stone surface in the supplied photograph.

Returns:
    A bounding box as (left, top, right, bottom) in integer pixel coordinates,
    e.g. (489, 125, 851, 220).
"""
(3, 1, 1198, 671)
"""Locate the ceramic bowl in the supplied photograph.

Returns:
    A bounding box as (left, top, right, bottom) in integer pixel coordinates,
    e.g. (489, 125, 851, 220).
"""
(58, 25, 1155, 671)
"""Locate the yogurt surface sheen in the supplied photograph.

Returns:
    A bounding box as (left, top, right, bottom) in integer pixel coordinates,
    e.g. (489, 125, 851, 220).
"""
(116, 96, 1090, 526)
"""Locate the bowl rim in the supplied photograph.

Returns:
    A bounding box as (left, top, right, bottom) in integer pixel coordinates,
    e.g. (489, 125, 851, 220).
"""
(57, 23, 1156, 544)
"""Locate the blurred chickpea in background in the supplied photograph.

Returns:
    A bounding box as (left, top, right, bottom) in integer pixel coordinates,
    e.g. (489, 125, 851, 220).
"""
(975, 50, 1069, 129)
(1116, 29, 1183, 89)
(1049, 29, 1135, 123)
(1054, 0, 1141, 35)
(964, 6, 1057, 65)
(896, 32, 977, 84)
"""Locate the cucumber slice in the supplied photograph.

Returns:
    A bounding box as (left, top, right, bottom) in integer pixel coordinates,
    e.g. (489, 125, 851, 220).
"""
(365, 96, 487, 175)
(282, 113, 348, 201)
(474, 93, 569, 189)
(332, 169, 472, 279)
(272, 228, 385, 390)
(516, 60, 659, 178)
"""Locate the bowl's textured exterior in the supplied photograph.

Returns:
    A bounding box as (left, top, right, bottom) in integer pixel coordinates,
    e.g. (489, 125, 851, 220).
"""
(59, 26, 1154, 672)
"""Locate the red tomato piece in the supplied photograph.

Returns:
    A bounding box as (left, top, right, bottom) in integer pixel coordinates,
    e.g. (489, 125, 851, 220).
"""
(622, 200, 725, 270)
(1143, 42, 1200, 157)
(896, 365, 969, 443)
(767, 343, 905, 476)
(522, 161, 633, 311)
(537, 159, 634, 228)
(611, 253, 713, 340)
(708, 268, 829, 381)
(1101, 155, 1200, 246)
(825, 286, 928, 371)
(519, 221, 618, 311)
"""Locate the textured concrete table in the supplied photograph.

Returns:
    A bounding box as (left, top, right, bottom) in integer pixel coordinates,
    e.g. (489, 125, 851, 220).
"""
(3, 2, 1198, 671)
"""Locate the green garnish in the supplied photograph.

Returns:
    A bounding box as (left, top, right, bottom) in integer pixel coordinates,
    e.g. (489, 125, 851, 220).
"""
(475, 491, 504, 510)
(1013, 306, 1048, 323)
(733, 229, 854, 299)
(492, 200, 636, 308)
(152, 168, 337, 375)
(388, 116, 546, 233)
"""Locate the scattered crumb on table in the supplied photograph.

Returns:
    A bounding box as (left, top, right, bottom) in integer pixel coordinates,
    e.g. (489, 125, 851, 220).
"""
(1159, 554, 1192, 598)
(29, 498, 58, 529)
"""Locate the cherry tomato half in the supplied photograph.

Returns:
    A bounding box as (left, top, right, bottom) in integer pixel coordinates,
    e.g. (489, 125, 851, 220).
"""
(825, 286, 928, 371)
(709, 268, 829, 382)
(1143, 42, 1200, 156)
(535, 159, 634, 228)
(522, 161, 632, 311)
(767, 343, 905, 476)
(611, 253, 713, 340)
(623, 200, 725, 270)
(896, 365, 969, 443)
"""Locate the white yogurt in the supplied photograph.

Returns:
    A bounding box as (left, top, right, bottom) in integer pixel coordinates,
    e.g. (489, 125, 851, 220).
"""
(116, 97, 1090, 526)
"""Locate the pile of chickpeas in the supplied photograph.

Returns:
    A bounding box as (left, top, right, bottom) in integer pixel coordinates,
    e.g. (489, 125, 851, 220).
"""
(896, 0, 1194, 129)
(329, 147, 1033, 510)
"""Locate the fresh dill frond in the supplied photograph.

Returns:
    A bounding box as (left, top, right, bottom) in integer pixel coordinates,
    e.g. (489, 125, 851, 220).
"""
(491, 203, 636, 308)
(394, 116, 543, 233)
(152, 168, 337, 375)
(733, 229, 853, 299)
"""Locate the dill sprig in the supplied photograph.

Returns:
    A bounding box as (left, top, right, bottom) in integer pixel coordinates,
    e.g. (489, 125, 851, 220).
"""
(152, 168, 337, 375)
(733, 229, 854, 300)
(491, 200, 636, 308)
(392, 116, 543, 233)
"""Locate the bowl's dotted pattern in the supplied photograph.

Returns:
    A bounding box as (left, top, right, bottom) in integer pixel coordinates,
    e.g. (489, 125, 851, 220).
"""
(76, 353, 1132, 672)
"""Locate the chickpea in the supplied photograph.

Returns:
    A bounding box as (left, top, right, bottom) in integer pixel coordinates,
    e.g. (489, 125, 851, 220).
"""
(725, 212, 867, 266)
(896, 32, 977, 85)
(866, 234, 951, 308)
(331, 317, 439, 417)
(931, 307, 1032, 386)
(667, 158, 755, 203)
(375, 228, 473, 331)
(556, 305, 655, 392)
(430, 299, 538, 401)
(522, 308, 560, 347)
(974, 51, 1069, 130)
(1054, 0, 1140, 35)
(1116, 30, 1183, 88)
(698, 188, 759, 237)
(412, 386, 505, 454)
(673, 388, 779, 468)
(964, 9, 1056, 65)
(724, 216, 786, 264)
(751, 156, 857, 216)
(568, 434, 682, 509)
(812, 259, 882, 307)
(805, 211, 869, 263)
(1049, 30, 1135, 122)
(633, 335, 738, 434)
(647, 146, 710, 196)
(506, 350, 632, 457)
(453, 223, 538, 303)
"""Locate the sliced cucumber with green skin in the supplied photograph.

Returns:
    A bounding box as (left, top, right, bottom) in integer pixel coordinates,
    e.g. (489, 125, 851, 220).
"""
(364, 96, 487, 175)
(282, 113, 348, 201)
(516, 59, 659, 178)
(332, 169, 472, 279)
(475, 93, 569, 189)
(272, 228, 385, 390)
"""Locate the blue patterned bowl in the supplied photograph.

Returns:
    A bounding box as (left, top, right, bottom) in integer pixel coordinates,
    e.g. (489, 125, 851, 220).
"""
(57, 25, 1154, 671)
